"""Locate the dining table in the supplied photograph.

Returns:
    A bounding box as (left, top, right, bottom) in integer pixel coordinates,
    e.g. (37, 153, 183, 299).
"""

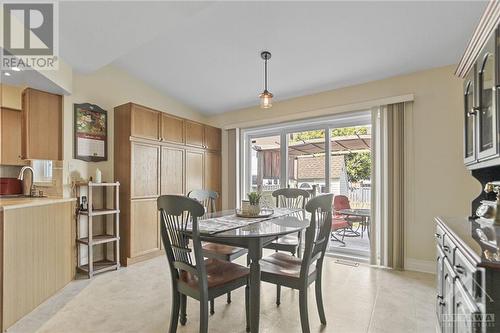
(191, 208, 310, 333)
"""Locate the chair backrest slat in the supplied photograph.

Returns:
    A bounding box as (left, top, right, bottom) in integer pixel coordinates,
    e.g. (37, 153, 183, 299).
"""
(300, 194, 333, 279)
(272, 188, 310, 209)
(188, 189, 219, 218)
(158, 195, 206, 287)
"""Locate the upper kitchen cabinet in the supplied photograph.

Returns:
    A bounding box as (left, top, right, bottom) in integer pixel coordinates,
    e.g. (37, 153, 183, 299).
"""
(0, 107, 25, 166)
(204, 125, 222, 151)
(185, 120, 204, 148)
(160, 113, 184, 144)
(458, 25, 500, 169)
(477, 35, 497, 161)
(464, 68, 477, 165)
(130, 104, 160, 141)
(21, 88, 63, 161)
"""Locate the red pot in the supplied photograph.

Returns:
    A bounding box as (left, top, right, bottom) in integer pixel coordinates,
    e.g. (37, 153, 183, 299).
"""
(0, 178, 22, 195)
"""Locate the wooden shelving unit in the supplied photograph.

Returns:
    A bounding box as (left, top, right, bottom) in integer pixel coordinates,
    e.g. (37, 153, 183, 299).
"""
(75, 181, 120, 278)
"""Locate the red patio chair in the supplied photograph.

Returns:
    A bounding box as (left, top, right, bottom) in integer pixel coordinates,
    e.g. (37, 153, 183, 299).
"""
(331, 195, 361, 244)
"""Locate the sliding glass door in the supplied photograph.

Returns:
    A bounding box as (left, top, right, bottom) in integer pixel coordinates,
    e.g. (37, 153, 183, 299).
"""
(242, 111, 372, 260)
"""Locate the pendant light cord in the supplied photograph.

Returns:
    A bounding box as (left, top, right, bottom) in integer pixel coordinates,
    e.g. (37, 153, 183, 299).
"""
(264, 59, 268, 91)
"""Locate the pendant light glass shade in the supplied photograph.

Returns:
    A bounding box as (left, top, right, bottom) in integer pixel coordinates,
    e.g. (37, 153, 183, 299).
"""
(259, 51, 273, 109)
(259, 90, 273, 108)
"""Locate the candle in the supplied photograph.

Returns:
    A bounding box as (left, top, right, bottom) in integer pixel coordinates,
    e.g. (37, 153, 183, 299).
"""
(95, 168, 102, 183)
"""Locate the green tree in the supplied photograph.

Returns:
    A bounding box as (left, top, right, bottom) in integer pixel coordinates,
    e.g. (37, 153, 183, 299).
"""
(345, 152, 371, 182)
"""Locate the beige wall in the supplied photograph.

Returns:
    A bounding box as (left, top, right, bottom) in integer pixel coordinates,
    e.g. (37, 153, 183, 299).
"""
(208, 65, 480, 267)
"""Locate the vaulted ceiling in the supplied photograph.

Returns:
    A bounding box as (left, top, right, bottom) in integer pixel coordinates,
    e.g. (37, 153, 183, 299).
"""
(59, 1, 487, 114)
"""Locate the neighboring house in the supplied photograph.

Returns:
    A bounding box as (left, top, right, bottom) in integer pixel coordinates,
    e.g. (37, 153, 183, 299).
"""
(290, 155, 348, 195)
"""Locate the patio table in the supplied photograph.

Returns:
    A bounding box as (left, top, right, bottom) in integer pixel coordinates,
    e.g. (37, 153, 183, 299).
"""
(338, 208, 371, 238)
(187, 208, 309, 333)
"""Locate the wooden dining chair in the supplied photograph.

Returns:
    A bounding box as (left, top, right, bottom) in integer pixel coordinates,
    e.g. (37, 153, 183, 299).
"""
(187, 189, 248, 314)
(158, 195, 250, 333)
(260, 193, 333, 333)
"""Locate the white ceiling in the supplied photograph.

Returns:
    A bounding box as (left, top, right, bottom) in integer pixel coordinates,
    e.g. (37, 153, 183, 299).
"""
(59, 1, 487, 114)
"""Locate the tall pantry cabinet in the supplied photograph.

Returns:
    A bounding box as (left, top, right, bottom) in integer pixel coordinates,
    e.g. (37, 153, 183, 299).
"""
(114, 102, 222, 266)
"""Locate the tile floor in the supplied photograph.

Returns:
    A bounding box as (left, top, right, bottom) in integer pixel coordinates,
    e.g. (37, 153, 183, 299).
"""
(8, 254, 436, 333)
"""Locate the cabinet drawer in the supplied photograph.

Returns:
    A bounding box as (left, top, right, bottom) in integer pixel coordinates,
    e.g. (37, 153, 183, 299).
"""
(454, 279, 481, 333)
(454, 248, 481, 301)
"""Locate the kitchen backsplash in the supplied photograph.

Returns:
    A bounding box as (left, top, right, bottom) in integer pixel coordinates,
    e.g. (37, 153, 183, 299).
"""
(0, 165, 22, 178)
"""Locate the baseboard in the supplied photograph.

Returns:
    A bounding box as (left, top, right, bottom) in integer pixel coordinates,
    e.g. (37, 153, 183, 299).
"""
(405, 257, 435, 274)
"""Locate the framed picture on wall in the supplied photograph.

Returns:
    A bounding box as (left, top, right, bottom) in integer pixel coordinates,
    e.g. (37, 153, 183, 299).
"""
(74, 103, 108, 162)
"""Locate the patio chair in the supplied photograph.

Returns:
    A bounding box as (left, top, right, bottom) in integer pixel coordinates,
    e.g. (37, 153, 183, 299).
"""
(331, 195, 361, 244)
(188, 189, 247, 315)
(158, 195, 249, 333)
(260, 193, 333, 333)
(264, 188, 309, 305)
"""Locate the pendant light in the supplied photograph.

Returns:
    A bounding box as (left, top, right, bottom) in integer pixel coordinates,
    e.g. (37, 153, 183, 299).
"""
(259, 51, 273, 109)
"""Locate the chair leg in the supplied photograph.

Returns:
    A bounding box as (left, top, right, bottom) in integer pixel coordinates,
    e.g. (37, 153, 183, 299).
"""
(315, 276, 327, 325)
(276, 285, 281, 306)
(330, 231, 345, 246)
(297, 231, 302, 258)
(227, 292, 232, 304)
(200, 299, 209, 333)
(299, 287, 310, 333)
(210, 299, 215, 315)
(245, 284, 250, 332)
(169, 291, 180, 333)
(180, 294, 187, 326)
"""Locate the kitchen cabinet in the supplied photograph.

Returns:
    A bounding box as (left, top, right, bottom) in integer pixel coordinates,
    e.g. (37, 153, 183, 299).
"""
(1, 107, 24, 165)
(114, 102, 222, 266)
(130, 199, 160, 257)
(161, 113, 184, 144)
(185, 150, 204, 194)
(21, 88, 62, 160)
(131, 104, 160, 141)
(0, 199, 74, 331)
(204, 125, 222, 151)
(185, 120, 204, 148)
(434, 217, 497, 333)
(477, 36, 497, 161)
(464, 69, 477, 165)
(131, 142, 160, 198)
(161, 146, 184, 195)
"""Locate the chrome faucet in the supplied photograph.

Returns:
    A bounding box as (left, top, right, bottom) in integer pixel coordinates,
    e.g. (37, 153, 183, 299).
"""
(18, 166, 35, 196)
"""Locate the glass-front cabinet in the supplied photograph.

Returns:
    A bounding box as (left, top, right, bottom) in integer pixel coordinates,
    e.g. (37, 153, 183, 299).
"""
(477, 36, 497, 160)
(464, 69, 476, 165)
(463, 30, 500, 167)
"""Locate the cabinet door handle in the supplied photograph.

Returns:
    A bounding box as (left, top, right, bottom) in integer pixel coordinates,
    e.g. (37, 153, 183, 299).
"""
(443, 245, 450, 253)
(454, 265, 466, 275)
(435, 233, 441, 239)
(468, 108, 479, 116)
(438, 301, 446, 307)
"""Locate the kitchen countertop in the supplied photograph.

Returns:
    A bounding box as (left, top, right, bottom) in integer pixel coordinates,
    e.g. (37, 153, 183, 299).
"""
(436, 216, 500, 269)
(0, 197, 76, 211)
